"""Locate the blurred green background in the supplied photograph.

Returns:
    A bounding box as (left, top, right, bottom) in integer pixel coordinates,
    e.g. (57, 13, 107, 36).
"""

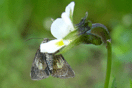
(0, 0, 132, 88)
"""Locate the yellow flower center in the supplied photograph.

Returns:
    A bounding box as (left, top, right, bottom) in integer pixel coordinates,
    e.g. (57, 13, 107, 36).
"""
(55, 40, 64, 47)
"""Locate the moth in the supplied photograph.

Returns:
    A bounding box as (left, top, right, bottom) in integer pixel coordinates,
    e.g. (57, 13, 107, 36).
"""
(30, 38, 75, 80)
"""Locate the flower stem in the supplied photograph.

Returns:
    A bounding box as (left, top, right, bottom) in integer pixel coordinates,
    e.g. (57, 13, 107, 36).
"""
(104, 39, 112, 88)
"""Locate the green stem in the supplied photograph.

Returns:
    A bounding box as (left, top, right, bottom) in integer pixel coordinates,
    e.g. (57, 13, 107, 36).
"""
(104, 39, 112, 88)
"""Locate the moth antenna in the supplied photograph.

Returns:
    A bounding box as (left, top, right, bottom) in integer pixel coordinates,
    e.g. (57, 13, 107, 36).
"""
(25, 38, 44, 42)
(48, 38, 55, 40)
(25, 38, 55, 42)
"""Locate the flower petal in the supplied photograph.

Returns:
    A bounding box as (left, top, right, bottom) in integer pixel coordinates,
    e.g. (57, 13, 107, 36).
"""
(65, 1, 75, 18)
(50, 2, 75, 39)
(51, 18, 74, 39)
(61, 12, 71, 25)
(61, 12, 75, 31)
(40, 39, 65, 53)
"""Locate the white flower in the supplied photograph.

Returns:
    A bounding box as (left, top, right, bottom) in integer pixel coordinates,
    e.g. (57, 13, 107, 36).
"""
(40, 2, 75, 53)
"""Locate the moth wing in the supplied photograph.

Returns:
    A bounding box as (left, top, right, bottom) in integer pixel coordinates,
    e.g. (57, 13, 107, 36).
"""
(52, 54, 75, 78)
(30, 49, 50, 80)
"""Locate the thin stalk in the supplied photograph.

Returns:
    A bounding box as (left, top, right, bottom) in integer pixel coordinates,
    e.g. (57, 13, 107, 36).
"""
(104, 39, 112, 88)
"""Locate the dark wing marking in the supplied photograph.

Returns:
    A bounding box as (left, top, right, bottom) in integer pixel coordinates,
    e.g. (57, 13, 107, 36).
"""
(30, 49, 50, 80)
(52, 54, 75, 78)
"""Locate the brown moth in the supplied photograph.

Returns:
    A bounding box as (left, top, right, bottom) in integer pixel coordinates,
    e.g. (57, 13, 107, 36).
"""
(30, 38, 75, 80)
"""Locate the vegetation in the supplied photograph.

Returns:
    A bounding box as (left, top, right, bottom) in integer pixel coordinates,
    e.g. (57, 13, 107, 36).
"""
(0, 0, 132, 88)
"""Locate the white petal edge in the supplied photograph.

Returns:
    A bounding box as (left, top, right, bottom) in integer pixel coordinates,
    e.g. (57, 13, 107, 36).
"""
(51, 18, 74, 39)
(40, 39, 65, 53)
(65, 2, 75, 17)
